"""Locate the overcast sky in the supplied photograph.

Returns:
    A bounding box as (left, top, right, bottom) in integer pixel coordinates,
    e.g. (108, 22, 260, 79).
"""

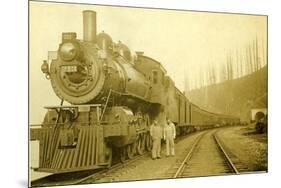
(29, 1, 267, 124)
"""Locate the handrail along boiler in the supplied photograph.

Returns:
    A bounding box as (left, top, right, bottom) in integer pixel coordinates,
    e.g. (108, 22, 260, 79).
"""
(31, 10, 240, 173)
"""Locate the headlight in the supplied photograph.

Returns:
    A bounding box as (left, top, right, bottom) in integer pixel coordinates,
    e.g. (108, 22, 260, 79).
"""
(59, 42, 77, 61)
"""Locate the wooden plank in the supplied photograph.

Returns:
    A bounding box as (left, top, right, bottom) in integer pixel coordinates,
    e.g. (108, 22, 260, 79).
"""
(52, 132, 62, 169)
(76, 128, 84, 167)
(57, 150, 65, 169)
(82, 129, 90, 167)
(87, 128, 93, 166)
(46, 129, 53, 168)
(86, 127, 93, 166)
(99, 128, 104, 164)
(66, 149, 75, 169)
(71, 128, 83, 168)
(38, 131, 43, 167)
(50, 129, 60, 166)
(52, 149, 60, 169)
(61, 149, 70, 169)
(91, 126, 96, 166)
(65, 149, 72, 169)
(55, 149, 64, 169)
(42, 130, 48, 168)
(41, 130, 47, 167)
(95, 127, 99, 164)
(43, 130, 50, 168)
(77, 128, 87, 167)
(75, 130, 83, 168)
(51, 149, 59, 169)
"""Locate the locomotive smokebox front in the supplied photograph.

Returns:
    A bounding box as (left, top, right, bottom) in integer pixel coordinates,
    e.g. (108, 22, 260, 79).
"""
(43, 10, 150, 105)
(45, 10, 108, 104)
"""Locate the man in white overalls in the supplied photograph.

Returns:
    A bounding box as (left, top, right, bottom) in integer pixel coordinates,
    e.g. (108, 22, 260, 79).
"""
(164, 119, 176, 157)
(150, 120, 163, 160)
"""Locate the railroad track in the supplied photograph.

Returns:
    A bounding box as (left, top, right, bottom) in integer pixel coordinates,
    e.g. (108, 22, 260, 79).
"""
(172, 129, 244, 178)
(173, 131, 207, 178)
(30, 130, 194, 187)
(80, 132, 205, 182)
(213, 132, 250, 173)
(213, 133, 239, 174)
(31, 152, 148, 187)
(31, 129, 248, 186)
(31, 131, 198, 187)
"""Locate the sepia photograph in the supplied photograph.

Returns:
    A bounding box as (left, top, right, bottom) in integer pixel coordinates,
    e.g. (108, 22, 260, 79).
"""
(29, 1, 268, 187)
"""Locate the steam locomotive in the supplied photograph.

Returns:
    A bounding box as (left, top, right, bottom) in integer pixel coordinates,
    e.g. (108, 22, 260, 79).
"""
(30, 10, 239, 174)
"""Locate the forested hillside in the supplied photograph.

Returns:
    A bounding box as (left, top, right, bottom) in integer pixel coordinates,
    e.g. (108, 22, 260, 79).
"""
(187, 66, 267, 121)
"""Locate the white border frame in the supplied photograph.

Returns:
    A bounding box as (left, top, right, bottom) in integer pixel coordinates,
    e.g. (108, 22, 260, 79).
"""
(1, 0, 280, 188)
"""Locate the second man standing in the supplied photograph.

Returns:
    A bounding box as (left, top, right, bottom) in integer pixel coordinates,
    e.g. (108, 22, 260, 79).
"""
(164, 119, 176, 157)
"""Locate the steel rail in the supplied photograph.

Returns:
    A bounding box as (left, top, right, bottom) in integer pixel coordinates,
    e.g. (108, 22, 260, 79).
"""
(173, 132, 206, 178)
(213, 134, 239, 174)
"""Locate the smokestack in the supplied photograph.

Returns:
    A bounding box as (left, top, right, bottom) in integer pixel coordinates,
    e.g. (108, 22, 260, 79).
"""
(83, 10, 96, 43)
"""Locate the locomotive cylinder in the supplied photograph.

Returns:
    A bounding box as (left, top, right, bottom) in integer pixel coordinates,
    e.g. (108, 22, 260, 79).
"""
(83, 10, 97, 43)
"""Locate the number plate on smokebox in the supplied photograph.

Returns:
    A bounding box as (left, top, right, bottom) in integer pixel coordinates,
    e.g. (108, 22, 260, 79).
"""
(62, 65, 77, 72)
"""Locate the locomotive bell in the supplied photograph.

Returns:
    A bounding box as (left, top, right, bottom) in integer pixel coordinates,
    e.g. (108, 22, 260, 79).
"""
(97, 31, 113, 59)
(97, 32, 113, 48)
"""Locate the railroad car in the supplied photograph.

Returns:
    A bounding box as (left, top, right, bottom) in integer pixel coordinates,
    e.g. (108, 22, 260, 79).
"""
(30, 10, 239, 174)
